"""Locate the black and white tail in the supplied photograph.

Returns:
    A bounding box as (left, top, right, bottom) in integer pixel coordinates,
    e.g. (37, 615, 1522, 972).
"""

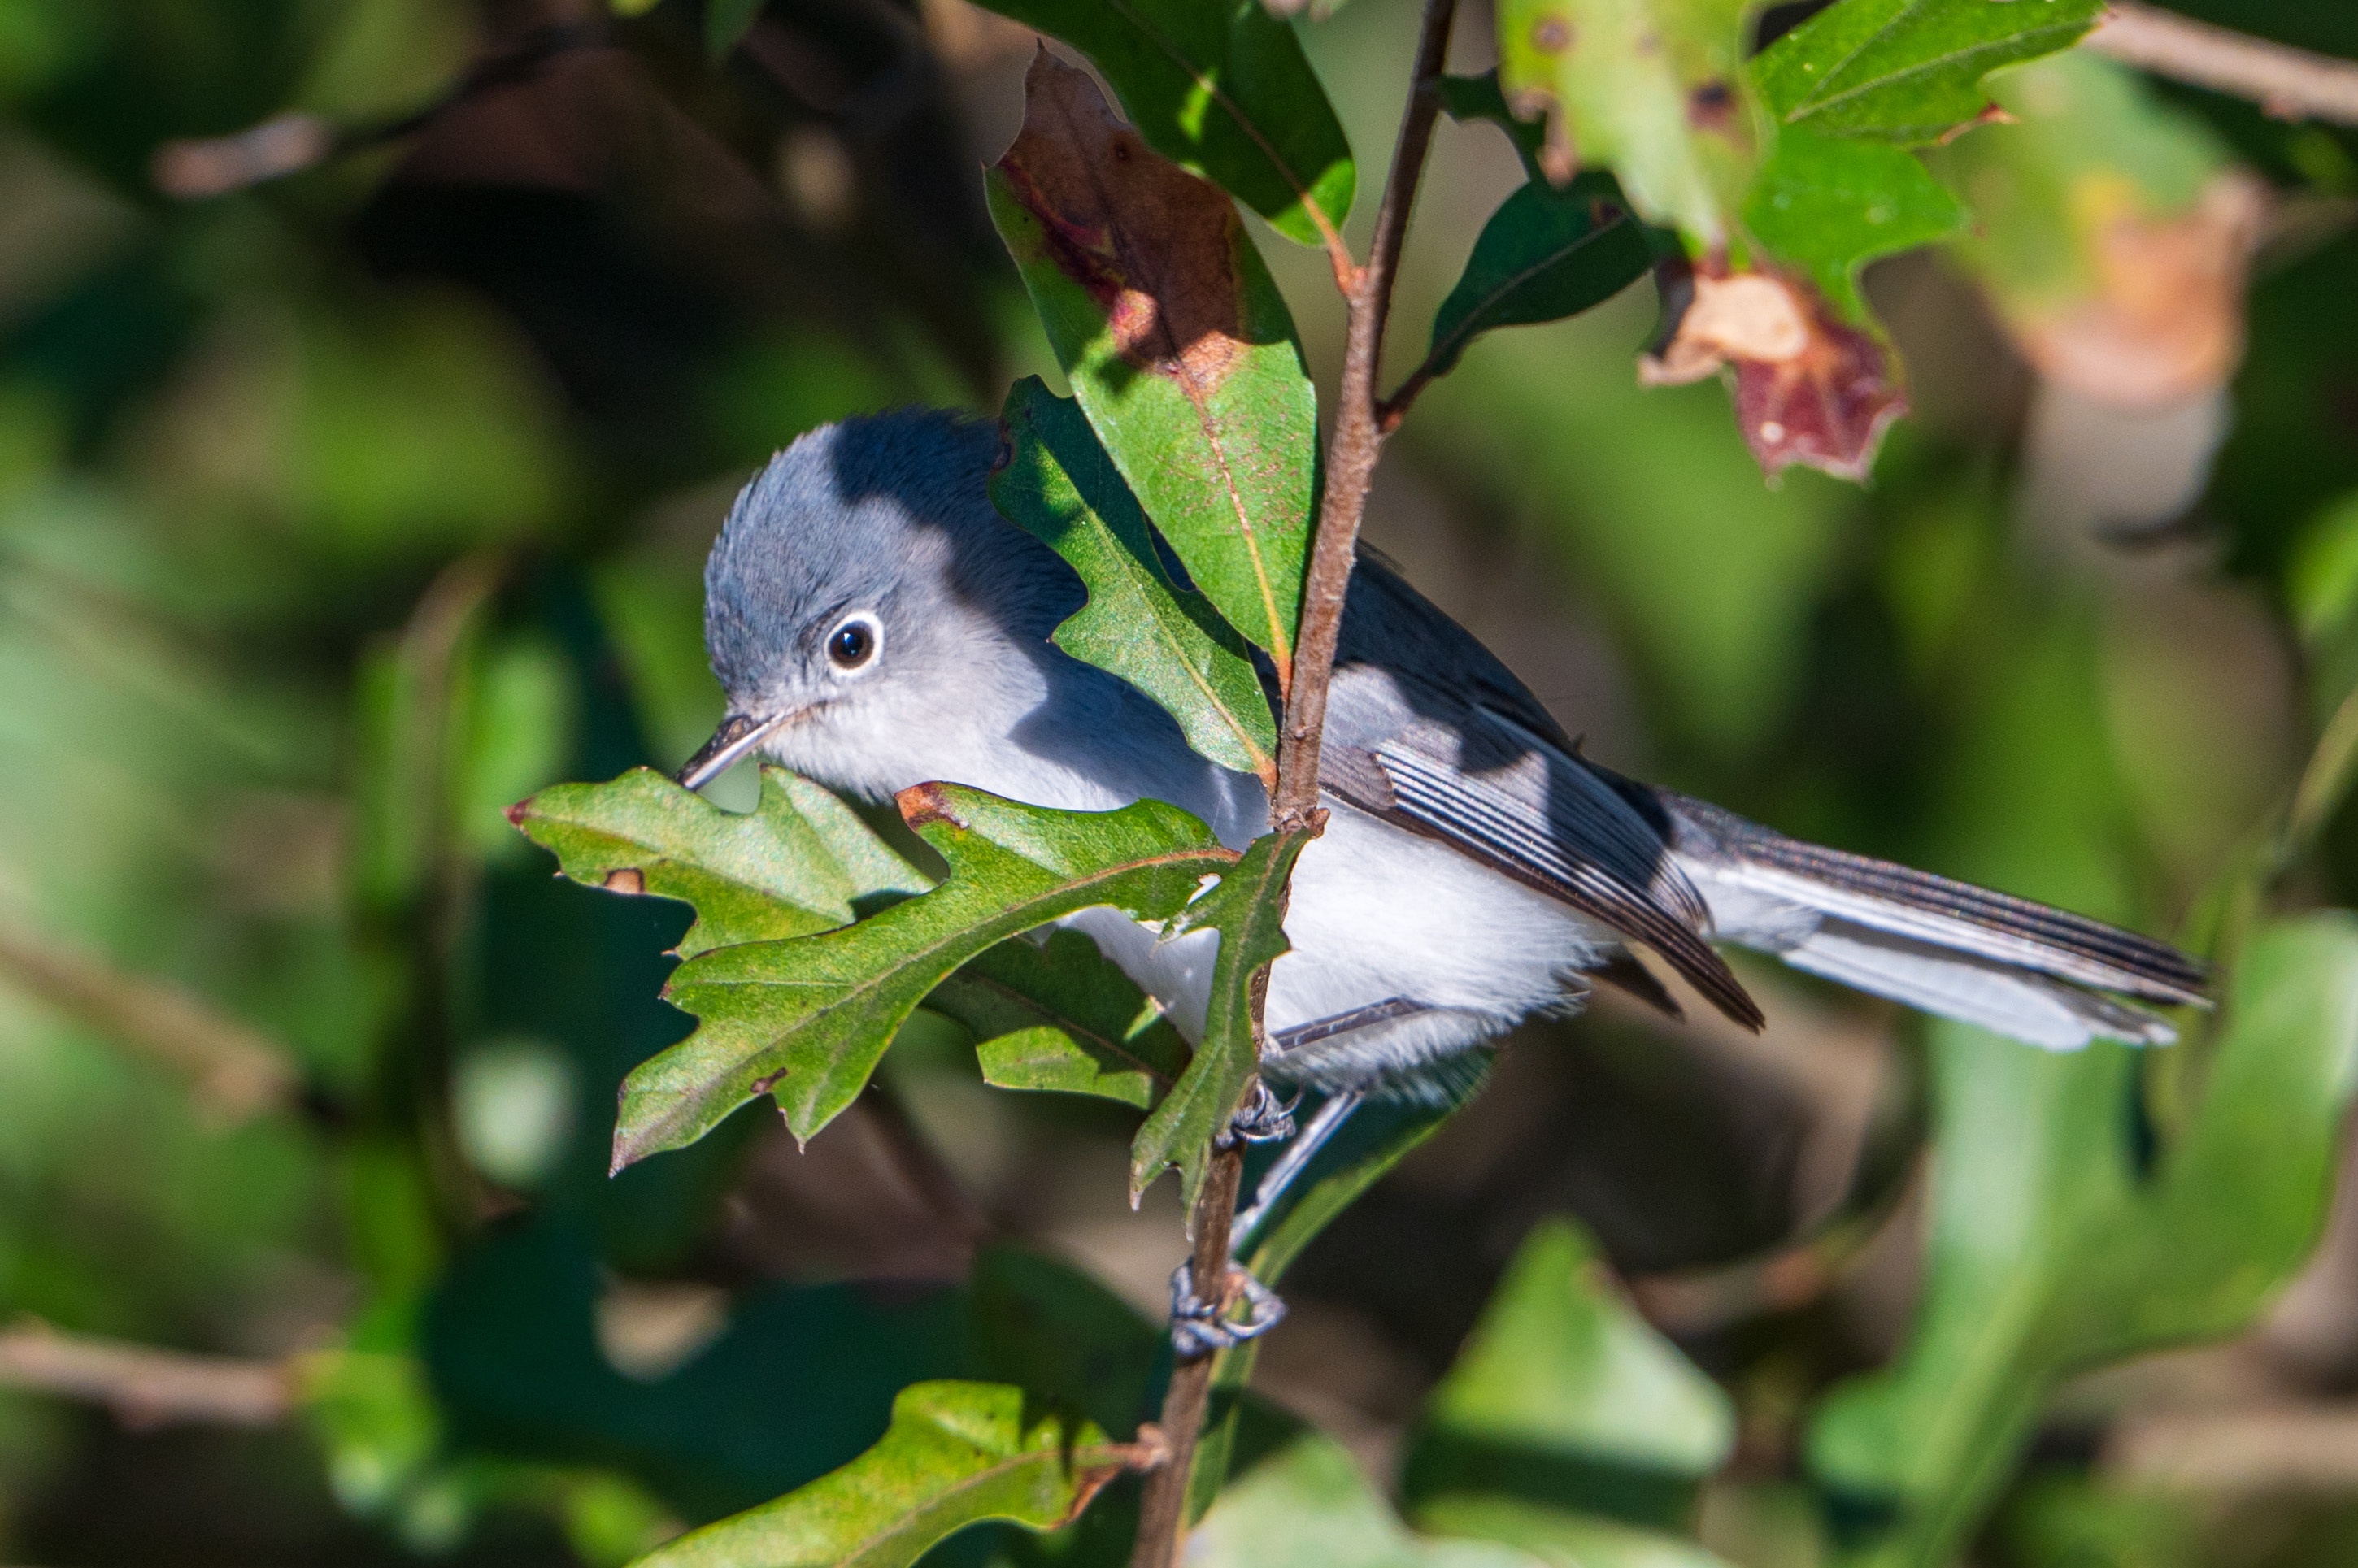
(1655, 793, 2208, 1049)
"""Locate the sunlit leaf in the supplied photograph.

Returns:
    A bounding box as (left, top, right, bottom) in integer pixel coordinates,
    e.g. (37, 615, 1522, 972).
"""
(1129, 827, 1310, 1210)
(616, 784, 1236, 1169)
(511, 767, 920, 959)
(1191, 1419, 1547, 1568)
(634, 1381, 1137, 1568)
(1742, 129, 1967, 321)
(988, 53, 1316, 680)
(970, 1, 1355, 247)
(991, 377, 1277, 783)
(937, 928, 1189, 1111)
(1807, 914, 2358, 1566)
(1494, 0, 1756, 246)
(1753, 0, 2105, 146)
(1403, 1219, 1733, 1533)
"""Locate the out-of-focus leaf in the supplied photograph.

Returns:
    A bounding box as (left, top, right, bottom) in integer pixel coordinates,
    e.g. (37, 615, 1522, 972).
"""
(1494, 0, 1756, 246)
(620, 784, 1236, 1168)
(634, 1381, 1136, 1568)
(427, 1217, 973, 1523)
(705, 0, 766, 59)
(1934, 52, 2257, 408)
(969, 1246, 1165, 1439)
(1415, 1496, 1734, 1568)
(1422, 176, 1654, 383)
(456, 632, 577, 861)
(2290, 489, 2358, 645)
(1742, 130, 1967, 321)
(1808, 914, 2358, 1566)
(1190, 1420, 1545, 1568)
(938, 928, 1189, 1111)
(1129, 827, 1309, 1210)
(1753, 0, 2105, 146)
(991, 377, 1276, 783)
(1403, 1218, 1733, 1533)
(970, 2, 1354, 248)
(987, 53, 1316, 680)
(511, 767, 920, 960)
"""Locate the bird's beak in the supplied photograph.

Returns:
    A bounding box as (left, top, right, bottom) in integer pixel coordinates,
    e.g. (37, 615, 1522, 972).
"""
(677, 710, 794, 791)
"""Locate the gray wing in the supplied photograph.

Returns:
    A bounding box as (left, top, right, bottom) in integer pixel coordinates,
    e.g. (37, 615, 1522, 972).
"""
(1325, 558, 1765, 1030)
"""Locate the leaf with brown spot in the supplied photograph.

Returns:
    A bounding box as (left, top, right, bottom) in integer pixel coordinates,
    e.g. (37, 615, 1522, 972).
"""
(1643, 263, 1908, 483)
(968, 0, 1354, 249)
(987, 51, 1315, 682)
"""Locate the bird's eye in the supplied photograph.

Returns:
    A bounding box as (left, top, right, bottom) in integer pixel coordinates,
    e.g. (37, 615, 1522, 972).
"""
(825, 613, 882, 673)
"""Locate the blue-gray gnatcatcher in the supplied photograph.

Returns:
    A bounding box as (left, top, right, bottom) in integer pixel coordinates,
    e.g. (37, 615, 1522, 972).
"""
(681, 408, 2205, 1307)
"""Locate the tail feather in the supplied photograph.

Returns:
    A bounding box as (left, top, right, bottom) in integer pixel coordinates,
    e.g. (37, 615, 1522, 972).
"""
(1652, 791, 2206, 1050)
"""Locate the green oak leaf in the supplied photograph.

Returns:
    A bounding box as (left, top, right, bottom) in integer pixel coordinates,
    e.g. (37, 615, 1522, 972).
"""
(1754, 0, 2106, 146)
(1129, 827, 1310, 1212)
(991, 377, 1277, 784)
(988, 53, 1316, 680)
(634, 1380, 1136, 1568)
(935, 927, 1190, 1111)
(970, 0, 1354, 248)
(1807, 914, 2358, 1566)
(1742, 128, 1968, 321)
(1423, 174, 1655, 384)
(1494, 0, 1757, 247)
(616, 784, 1236, 1170)
(508, 766, 922, 958)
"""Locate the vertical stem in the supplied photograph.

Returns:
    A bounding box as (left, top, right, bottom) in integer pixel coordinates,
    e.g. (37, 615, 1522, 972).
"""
(1128, 1140, 1246, 1568)
(1272, 0, 1460, 834)
(1129, 5, 1460, 1565)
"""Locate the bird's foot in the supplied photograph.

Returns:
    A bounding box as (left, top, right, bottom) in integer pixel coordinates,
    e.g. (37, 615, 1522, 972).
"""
(1168, 1260, 1286, 1358)
(1216, 1080, 1299, 1149)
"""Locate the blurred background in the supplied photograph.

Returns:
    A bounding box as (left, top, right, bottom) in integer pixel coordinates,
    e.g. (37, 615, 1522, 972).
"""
(1, 0, 2356, 1563)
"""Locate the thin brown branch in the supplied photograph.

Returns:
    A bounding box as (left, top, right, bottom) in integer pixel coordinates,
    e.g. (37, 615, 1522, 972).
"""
(2089, 2, 2358, 125)
(0, 1320, 293, 1429)
(1272, 0, 1459, 834)
(0, 920, 301, 1123)
(1128, 1140, 1246, 1568)
(1129, 7, 1460, 1566)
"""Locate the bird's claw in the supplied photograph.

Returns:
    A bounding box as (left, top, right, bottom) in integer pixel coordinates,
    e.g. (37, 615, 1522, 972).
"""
(1216, 1081, 1299, 1149)
(1168, 1260, 1286, 1357)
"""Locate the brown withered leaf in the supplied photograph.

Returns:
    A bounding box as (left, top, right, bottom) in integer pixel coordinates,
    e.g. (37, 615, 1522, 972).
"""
(1642, 263, 1906, 483)
(2015, 172, 2266, 409)
(986, 50, 1316, 671)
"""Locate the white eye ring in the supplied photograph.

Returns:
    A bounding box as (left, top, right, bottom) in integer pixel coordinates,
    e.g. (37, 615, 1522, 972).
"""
(824, 611, 884, 675)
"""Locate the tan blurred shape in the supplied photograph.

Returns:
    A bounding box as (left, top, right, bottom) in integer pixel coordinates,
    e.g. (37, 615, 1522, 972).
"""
(2013, 172, 2268, 410)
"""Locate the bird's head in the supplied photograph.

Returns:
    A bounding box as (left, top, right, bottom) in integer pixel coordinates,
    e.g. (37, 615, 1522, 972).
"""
(681, 409, 1077, 797)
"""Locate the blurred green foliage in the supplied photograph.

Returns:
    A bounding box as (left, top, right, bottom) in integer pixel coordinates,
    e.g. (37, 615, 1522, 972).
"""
(0, 0, 2356, 1566)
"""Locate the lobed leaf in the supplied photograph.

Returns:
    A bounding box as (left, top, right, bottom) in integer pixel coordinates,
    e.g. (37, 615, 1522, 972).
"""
(615, 784, 1235, 1171)
(509, 766, 923, 958)
(936, 927, 1190, 1111)
(991, 377, 1277, 783)
(1424, 175, 1655, 384)
(633, 1380, 1134, 1568)
(1129, 827, 1311, 1210)
(1753, 0, 2106, 146)
(1494, 0, 1757, 246)
(988, 53, 1316, 680)
(1741, 128, 1967, 322)
(968, 0, 1354, 248)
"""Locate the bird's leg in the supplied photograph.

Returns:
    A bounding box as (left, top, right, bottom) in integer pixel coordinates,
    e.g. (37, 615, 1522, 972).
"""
(1230, 1088, 1366, 1248)
(1217, 1079, 1299, 1149)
